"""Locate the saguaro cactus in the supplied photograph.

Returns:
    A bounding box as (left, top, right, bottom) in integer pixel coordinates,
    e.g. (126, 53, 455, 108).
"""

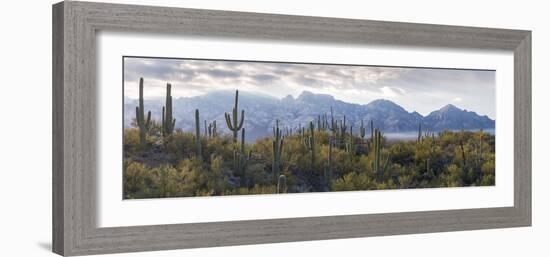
(161, 83, 175, 136)
(207, 120, 217, 138)
(417, 123, 422, 142)
(323, 113, 328, 131)
(135, 78, 151, 146)
(330, 106, 338, 135)
(204, 120, 207, 138)
(339, 116, 348, 147)
(360, 120, 366, 140)
(426, 158, 431, 176)
(194, 109, 202, 159)
(370, 120, 374, 141)
(233, 128, 251, 178)
(339, 116, 348, 135)
(346, 125, 354, 155)
(213, 120, 217, 137)
(224, 90, 245, 143)
(272, 120, 284, 178)
(277, 175, 287, 194)
(372, 128, 391, 178)
(305, 121, 316, 167)
(324, 141, 333, 189)
(373, 128, 387, 174)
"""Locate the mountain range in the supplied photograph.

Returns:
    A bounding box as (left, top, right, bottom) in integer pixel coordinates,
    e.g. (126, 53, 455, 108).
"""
(124, 90, 495, 142)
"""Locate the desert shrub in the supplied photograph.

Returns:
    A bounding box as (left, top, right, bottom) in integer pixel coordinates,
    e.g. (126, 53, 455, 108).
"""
(355, 155, 374, 176)
(123, 161, 154, 199)
(176, 157, 209, 196)
(204, 135, 233, 162)
(441, 164, 464, 187)
(480, 174, 495, 186)
(244, 163, 272, 187)
(332, 172, 377, 191)
(206, 154, 229, 194)
(164, 131, 195, 161)
(250, 137, 273, 164)
(123, 127, 496, 198)
(123, 128, 141, 154)
(397, 174, 413, 188)
(389, 142, 415, 166)
(481, 154, 495, 175)
(152, 165, 181, 198)
(226, 185, 277, 195)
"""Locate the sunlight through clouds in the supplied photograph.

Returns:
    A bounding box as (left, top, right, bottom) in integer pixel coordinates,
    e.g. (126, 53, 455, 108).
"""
(124, 57, 495, 118)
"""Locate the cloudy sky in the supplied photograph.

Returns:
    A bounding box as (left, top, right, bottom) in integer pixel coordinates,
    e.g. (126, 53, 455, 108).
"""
(124, 57, 495, 118)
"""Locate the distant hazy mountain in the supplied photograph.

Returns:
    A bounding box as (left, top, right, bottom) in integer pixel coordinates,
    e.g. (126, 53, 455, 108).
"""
(424, 104, 494, 131)
(124, 90, 495, 142)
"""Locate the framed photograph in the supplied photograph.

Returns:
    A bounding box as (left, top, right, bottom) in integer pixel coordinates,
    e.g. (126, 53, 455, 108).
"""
(52, 1, 531, 256)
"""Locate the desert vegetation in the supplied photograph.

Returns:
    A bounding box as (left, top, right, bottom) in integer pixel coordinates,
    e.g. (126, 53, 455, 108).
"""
(123, 78, 495, 199)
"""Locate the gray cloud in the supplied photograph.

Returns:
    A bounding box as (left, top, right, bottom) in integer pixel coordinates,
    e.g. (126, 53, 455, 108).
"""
(252, 74, 279, 83)
(123, 57, 495, 118)
(198, 69, 241, 78)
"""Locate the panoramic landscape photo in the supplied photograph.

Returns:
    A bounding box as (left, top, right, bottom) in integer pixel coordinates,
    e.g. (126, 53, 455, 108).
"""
(123, 57, 496, 199)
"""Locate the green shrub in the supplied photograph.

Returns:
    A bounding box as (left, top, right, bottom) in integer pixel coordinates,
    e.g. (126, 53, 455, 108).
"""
(332, 172, 377, 191)
(123, 127, 496, 198)
(123, 161, 154, 199)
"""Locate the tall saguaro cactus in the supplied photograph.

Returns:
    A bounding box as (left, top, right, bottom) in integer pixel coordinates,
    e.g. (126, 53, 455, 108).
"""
(305, 121, 316, 167)
(233, 128, 251, 179)
(346, 125, 355, 155)
(370, 120, 374, 141)
(339, 115, 348, 147)
(194, 109, 202, 159)
(417, 122, 422, 143)
(204, 120, 207, 138)
(329, 106, 337, 135)
(224, 90, 245, 143)
(272, 120, 284, 178)
(374, 128, 381, 174)
(135, 78, 151, 146)
(161, 83, 175, 136)
(323, 113, 328, 131)
(324, 141, 333, 190)
(360, 120, 366, 140)
(373, 128, 390, 176)
(339, 115, 348, 136)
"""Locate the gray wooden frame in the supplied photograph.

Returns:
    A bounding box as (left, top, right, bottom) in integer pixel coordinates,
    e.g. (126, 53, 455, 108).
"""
(52, 1, 531, 256)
